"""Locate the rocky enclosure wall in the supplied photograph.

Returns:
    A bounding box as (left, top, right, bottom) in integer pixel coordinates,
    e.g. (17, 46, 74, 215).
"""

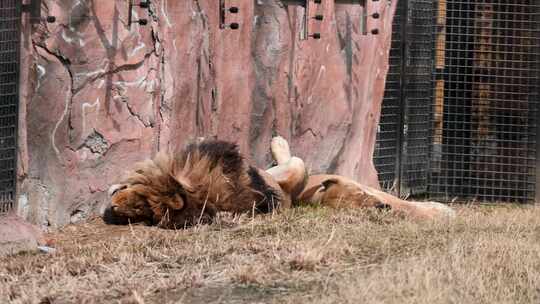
(17, 0, 397, 228)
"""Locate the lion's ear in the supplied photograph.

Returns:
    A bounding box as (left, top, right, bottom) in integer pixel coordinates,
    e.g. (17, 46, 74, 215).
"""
(321, 178, 340, 191)
(162, 193, 185, 210)
(148, 192, 185, 211)
(158, 174, 193, 211)
(169, 174, 195, 194)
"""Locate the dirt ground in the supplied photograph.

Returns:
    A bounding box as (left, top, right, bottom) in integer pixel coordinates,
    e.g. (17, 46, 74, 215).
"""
(2, 204, 540, 304)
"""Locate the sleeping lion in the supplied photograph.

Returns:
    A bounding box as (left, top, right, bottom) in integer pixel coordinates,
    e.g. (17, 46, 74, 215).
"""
(103, 136, 454, 228)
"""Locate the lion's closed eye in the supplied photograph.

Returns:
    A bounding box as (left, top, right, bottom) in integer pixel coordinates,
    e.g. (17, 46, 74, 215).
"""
(109, 184, 128, 196)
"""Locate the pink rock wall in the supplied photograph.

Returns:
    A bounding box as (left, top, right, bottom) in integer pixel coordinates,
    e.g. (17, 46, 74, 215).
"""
(17, 0, 397, 228)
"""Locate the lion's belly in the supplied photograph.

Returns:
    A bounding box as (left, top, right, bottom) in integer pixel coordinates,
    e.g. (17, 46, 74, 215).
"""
(256, 169, 292, 209)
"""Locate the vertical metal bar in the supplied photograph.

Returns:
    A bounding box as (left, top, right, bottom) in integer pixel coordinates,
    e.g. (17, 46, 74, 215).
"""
(395, 0, 409, 197)
(432, 0, 446, 180)
(537, 94, 539, 204)
(14, 0, 21, 213)
(361, 0, 367, 35)
(302, 0, 310, 40)
(128, 0, 133, 29)
(537, 9, 540, 204)
(219, 0, 226, 29)
(537, 53, 540, 204)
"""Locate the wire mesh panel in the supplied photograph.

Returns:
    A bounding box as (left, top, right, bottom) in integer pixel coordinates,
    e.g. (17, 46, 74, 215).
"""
(0, 0, 19, 213)
(374, 0, 404, 192)
(376, 0, 538, 202)
(429, 0, 539, 203)
(374, 0, 435, 196)
(399, 0, 435, 196)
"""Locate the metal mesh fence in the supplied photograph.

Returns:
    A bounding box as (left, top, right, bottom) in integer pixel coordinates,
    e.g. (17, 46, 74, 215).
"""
(374, 0, 403, 192)
(375, 0, 539, 203)
(399, 0, 435, 197)
(0, 0, 19, 214)
(374, 0, 435, 196)
(430, 0, 539, 202)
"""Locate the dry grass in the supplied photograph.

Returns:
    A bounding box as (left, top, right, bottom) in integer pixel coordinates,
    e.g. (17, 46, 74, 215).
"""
(2, 204, 540, 304)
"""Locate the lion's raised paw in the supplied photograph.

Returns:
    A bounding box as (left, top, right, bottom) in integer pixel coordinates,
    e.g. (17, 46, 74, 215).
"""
(271, 136, 292, 165)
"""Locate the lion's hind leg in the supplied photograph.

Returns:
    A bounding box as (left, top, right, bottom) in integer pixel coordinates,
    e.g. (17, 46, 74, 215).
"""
(266, 136, 308, 200)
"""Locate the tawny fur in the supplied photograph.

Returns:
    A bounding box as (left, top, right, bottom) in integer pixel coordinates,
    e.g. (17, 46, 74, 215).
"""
(104, 136, 454, 228)
(297, 174, 456, 220)
(104, 141, 290, 229)
(268, 136, 455, 220)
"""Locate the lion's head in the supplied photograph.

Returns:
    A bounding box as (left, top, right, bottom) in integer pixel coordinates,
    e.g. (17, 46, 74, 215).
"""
(103, 181, 190, 224)
(102, 184, 154, 225)
(102, 153, 216, 228)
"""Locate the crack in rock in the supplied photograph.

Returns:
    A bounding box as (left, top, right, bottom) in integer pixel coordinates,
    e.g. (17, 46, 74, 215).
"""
(78, 130, 109, 154)
(34, 43, 75, 160)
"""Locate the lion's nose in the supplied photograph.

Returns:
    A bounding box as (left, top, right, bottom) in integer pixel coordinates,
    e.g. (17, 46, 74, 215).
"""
(108, 184, 127, 196)
(102, 205, 128, 225)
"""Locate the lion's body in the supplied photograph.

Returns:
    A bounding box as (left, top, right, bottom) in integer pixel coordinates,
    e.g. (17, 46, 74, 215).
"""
(103, 137, 454, 229)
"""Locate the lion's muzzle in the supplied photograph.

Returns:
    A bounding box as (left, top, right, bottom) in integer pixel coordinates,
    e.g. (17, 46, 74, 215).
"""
(102, 206, 130, 225)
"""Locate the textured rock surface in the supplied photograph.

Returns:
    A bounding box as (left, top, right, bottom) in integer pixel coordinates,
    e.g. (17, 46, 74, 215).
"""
(17, 0, 397, 227)
(0, 213, 45, 256)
